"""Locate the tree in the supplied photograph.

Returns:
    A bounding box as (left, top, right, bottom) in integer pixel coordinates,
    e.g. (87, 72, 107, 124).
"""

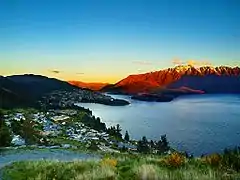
(21, 118, 40, 144)
(107, 124, 122, 140)
(116, 124, 122, 138)
(124, 131, 130, 142)
(11, 114, 40, 145)
(0, 121, 12, 147)
(88, 141, 99, 151)
(156, 135, 170, 154)
(150, 140, 155, 149)
(137, 136, 150, 154)
(160, 134, 169, 151)
(0, 110, 4, 118)
(11, 119, 24, 136)
(120, 146, 128, 152)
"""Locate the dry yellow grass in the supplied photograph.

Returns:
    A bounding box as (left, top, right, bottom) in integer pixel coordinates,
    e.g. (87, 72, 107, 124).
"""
(135, 164, 158, 180)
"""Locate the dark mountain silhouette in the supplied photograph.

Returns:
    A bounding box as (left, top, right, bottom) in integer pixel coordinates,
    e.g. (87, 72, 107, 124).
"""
(68, 81, 109, 91)
(0, 74, 78, 108)
(0, 76, 28, 108)
(101, 66, 240, 95)
(167, 75, 240, 94)
(7, 74, 78, 98)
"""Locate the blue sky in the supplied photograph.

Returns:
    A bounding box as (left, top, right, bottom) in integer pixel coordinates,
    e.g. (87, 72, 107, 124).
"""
(0, 0, 239, 82)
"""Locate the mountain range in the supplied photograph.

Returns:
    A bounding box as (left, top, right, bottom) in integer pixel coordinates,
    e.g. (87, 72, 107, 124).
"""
(68, 81, 108, 91)
(101, 65, 240, 95)
(1, 65, 240, 107)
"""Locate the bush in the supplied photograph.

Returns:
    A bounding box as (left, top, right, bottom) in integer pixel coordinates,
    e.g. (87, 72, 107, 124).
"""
(164, 152, 185, 168)
(221, 147, 240, 171)
(203, 153, 222, 167)
(101, 158, 118, 168)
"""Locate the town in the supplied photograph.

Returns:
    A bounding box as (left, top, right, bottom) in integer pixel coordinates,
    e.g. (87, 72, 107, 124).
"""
(39, 89, 129, 109)
(0, 108, 138, 153)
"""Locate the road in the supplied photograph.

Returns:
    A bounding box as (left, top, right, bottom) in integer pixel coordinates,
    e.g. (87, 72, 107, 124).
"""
(0, 149, 100, 179)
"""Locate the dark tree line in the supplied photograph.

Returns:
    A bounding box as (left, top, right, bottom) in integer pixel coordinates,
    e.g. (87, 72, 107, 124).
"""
(0, 111, 42, 146)
(137, 135, 170, 154)
(107, 124, 122, 140)
(0, 121, 12, 147)
(0, 111, 12, 147)
(76, 113, 107, 132)
(124, 131, 130, 142)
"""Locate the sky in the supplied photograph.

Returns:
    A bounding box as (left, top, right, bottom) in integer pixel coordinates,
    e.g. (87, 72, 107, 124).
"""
(0, 0, 239, 83)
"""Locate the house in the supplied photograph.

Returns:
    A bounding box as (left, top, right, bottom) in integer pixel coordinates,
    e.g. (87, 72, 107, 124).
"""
(11, 135, 25, 146)
(14, 113, 25, 121)
(117, 142, 137, 151)
(52, 115, 70, 122)
(91, 137, 99, 141)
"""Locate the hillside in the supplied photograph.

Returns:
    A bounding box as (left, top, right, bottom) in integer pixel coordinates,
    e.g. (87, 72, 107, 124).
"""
(1, 108, 240, 179)
(2, 148, 240, 180)
(0, 88, 27, 108)
(0, 75, 78, 108)
(102, 66, 240, 95)
(168, 75, 240, 94)
(0, 74, 129, 108)
(0, 76, 33, 108)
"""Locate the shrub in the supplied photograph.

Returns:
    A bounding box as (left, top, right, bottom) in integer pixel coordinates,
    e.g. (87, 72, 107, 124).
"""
(164, 152, 185, 168)
(203, 153, 222, 167)
(101, 158, 118, 168)
(221, 147, 240, 171)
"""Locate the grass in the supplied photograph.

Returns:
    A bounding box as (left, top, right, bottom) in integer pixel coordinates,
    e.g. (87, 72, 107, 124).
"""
(2, 154, 240, 180)
(2, 160, 115, 180)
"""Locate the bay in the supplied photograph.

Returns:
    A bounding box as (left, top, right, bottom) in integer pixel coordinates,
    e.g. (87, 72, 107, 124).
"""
(77, 94, 240, 156)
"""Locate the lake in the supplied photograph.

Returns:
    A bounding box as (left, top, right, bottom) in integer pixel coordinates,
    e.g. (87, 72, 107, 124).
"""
(77, 94, 240, 156)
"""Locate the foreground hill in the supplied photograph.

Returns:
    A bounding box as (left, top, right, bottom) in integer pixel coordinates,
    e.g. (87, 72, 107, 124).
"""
(102, 66, 240, 95)
(2, 148, 240, 180)
(68, 81, 109, 91)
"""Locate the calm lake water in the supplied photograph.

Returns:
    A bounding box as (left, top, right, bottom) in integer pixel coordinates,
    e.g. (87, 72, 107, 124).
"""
(77, 94, 240, 156)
